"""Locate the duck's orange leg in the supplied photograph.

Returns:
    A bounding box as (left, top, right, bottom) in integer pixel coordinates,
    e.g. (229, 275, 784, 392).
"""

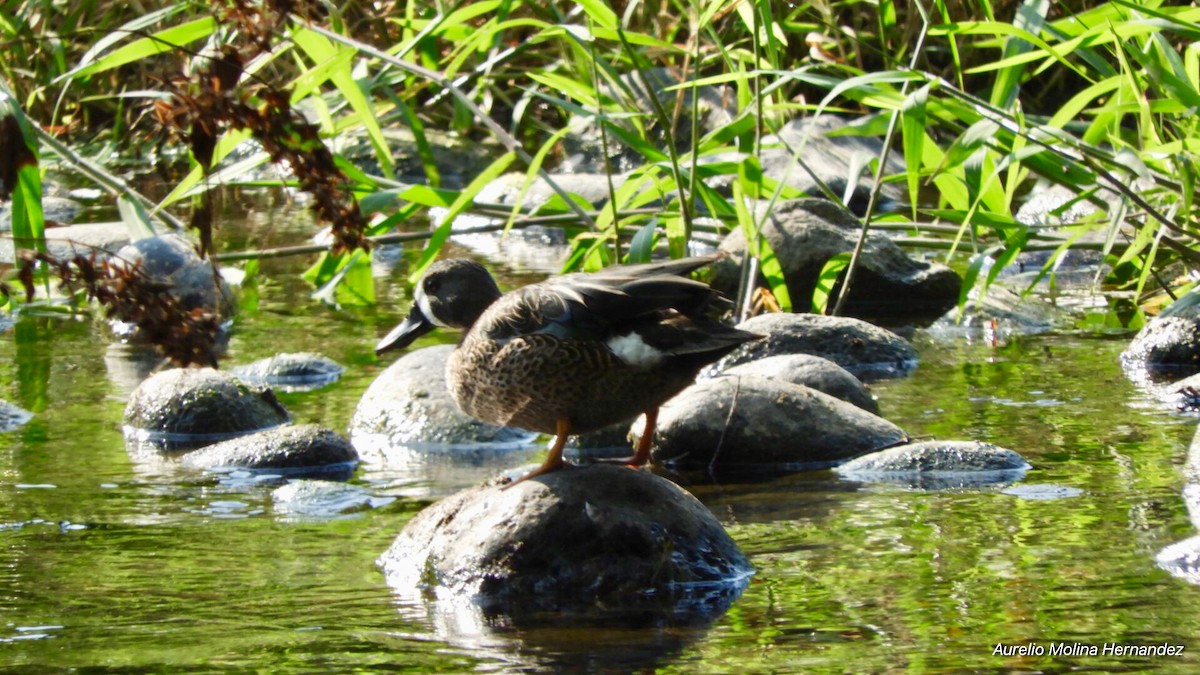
(592, 408, 657, 468)
(504, 418, 571, 488)
(627, 408, 658, 467)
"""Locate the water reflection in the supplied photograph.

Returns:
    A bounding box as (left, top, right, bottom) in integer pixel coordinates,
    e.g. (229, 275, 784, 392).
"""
(386, 576, 747, 673)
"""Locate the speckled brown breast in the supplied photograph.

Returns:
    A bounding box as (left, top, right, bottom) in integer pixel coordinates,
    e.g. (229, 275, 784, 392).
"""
(445, 332, 697, 434)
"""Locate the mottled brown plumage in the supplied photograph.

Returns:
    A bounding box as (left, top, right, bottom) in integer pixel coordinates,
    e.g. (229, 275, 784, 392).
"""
(375, 255, 761, 484)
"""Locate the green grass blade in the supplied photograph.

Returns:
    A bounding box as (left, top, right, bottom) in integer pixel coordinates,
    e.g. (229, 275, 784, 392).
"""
(292, 26, 396, 180)
(812, 253, 850, 315)
(58, 16, 216, 81)
(408, 151, 517, 283)
(901, 83, 929, 219)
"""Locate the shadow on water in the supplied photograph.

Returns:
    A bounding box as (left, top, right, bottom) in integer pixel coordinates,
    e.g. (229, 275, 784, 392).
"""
(385, 576, 747, 673)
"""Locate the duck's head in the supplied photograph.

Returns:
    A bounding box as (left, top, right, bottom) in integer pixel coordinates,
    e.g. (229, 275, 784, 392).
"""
(375, 259, 502, 356)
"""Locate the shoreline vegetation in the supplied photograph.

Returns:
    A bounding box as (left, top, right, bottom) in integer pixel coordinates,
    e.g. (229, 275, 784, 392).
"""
(2, 1, 1198, 331)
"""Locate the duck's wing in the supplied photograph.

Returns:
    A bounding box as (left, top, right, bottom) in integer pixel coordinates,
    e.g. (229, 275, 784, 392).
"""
(480, 255, 729, 341)
(545, 253, 728, 321)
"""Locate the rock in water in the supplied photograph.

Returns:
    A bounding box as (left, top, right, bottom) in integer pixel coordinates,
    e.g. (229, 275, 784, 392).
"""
(378, 465, 751, 616)
(181, 424, 358, 477)
(123, 367, 290, 452)
(350, 344, 538, 460)
(649, 375, 906, 470)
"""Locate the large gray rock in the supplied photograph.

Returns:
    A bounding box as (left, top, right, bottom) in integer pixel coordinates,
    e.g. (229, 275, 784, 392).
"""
(715, 312, 918, 381)
(123, 367, 290, 451)
(710, 199, 960, 320)
(712, 353, 877, 413)
(350, 345, 537, 459)
(648, 375, 907, 470)
(378, 465, 751, 616)
(835, 440, 1030, 490)
(181, 424, 357, 477)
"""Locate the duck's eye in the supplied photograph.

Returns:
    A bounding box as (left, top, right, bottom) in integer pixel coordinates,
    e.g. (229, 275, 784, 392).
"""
(424, 278, 440, 294)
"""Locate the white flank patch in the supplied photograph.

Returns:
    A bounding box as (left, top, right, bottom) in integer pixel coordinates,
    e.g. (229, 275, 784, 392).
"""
(607, 333, 664, 367)
(416, 288, 449, 327)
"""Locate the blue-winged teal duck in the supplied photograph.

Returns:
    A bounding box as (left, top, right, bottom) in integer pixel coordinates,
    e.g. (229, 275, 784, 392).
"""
(375, 254, 762, 484)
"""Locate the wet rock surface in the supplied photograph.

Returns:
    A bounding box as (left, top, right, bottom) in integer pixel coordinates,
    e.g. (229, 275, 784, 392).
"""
(181, 424, 358, 476)
(350, 345, 537, 459)
(271, 479, 392, 517)
(1156, 535, 1200, 585)
(710, 353, 877, 414)
(1121, 315, 1200, 382)
(649, 375, 907, 471)
(123, 367, 290, 451)
(715, 312, 918, 381)
(0, 400, 33, 432)
(378, 464, 751, 615)
(709, 199, 961, 321)
(835, 440, 1031, 490)
(231, 352, 345, 393)
(926, 285, 1068, 344)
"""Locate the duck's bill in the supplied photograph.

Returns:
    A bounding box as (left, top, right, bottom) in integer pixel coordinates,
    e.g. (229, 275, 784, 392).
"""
(375, 305, 435, 355)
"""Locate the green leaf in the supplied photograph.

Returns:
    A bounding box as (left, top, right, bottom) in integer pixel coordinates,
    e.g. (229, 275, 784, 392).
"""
(408, 152, 517, 283)
(58, 16, 217, 81)
(116, 197, 157, 241)
(1, 93, 44, 260)
(992, 0, 1050, 110)
(292, 27, 396, 180)
(812, 253, 851, 315)
(626, 221, 658, 264)
(574, 0, 618, 30)
(901, 84, 929, 219)
(310, 248, 375, 307)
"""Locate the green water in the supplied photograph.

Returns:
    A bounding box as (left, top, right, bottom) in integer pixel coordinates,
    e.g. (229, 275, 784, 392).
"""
(3, 241, 1200, 672)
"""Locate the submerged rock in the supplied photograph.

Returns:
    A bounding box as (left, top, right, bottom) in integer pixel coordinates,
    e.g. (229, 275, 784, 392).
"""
(709, 199, 961, 321)
(123, 367, 290, 451)
(378, 465, 751, 616)
(272, 480, 391, 517)
(649, 375, 906, 471)
(835, 440, 1030, 490)
(926, 284, 1067, 344)
(715, 312, 918, 381)
(181, 424, 357, 477)
(710, 353, 877, 413)
(0, 400, 33, 432)
(231, 352, 345, 393)
(1157, 535, 1200, 586)
(350, 345, 537, 460)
